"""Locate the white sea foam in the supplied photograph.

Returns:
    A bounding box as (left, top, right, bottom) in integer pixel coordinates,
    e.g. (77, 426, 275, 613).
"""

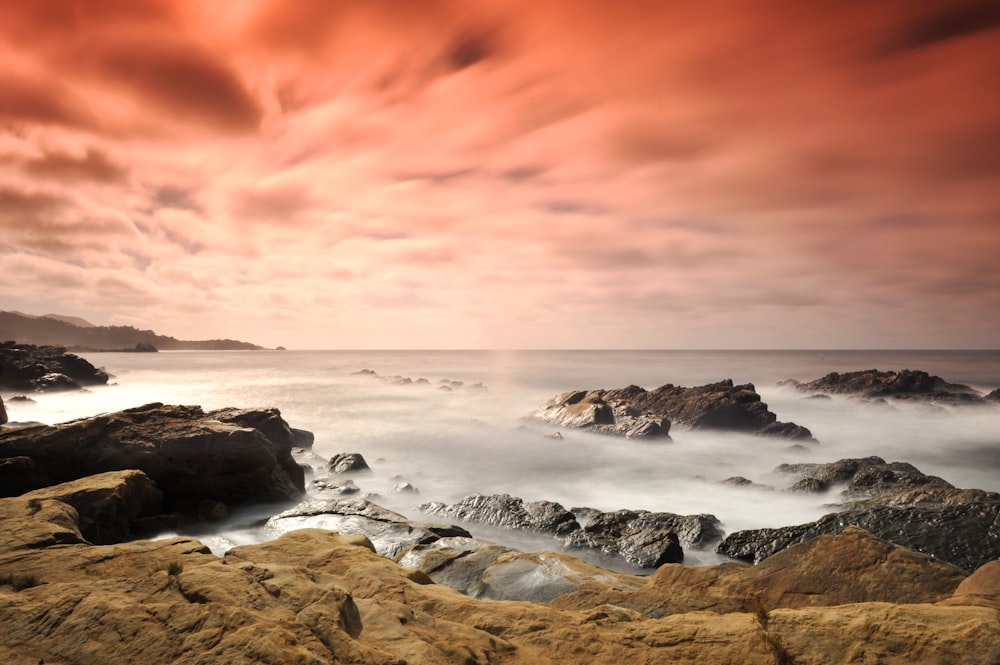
(4, 349, 999, 562)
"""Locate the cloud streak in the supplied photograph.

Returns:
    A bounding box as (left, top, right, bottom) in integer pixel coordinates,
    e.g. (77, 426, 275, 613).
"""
(0, 0, 998, 348)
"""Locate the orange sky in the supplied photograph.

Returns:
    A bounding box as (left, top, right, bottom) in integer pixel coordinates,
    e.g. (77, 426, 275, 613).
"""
(1, 0, 998, 349)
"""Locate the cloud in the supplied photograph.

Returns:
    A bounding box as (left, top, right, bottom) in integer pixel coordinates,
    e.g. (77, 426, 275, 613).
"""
(21, 147, 128, 183)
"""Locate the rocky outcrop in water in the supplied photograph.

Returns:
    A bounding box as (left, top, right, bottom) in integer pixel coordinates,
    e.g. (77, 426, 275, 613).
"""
(2, 490, 997, 665)
(0, 403, 306, 510)
(790, 369, 990, 405)
(717, 460, 1000, 572)
(0, 341, 110, 392)
(531, 380, 813, 440)
(774, 455, 951, 498)
(419, 494, 724, 569)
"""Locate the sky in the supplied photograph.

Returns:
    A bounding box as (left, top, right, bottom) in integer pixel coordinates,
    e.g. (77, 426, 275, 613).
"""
(1, 0, 999, 349)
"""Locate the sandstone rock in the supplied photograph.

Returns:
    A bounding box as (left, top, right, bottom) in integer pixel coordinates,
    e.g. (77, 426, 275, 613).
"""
(1, 495, 998, 665)
(0, 341, 109, 392)
(793, 368, 988, 404)
(532, 379, 813, 440)
(265, 498, 471, 559)
(939, 560, 1000, 609)
(329, 452, 371, 474)
(420, 493, 581, 537)
(20, 470, 163, 544)
(0, 402, 305, 509)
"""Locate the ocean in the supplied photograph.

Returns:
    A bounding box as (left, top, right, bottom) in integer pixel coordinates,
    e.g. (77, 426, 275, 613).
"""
(5, 349, 1000, 563)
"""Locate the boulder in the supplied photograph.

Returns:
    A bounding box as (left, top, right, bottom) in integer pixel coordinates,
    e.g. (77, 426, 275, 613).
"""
(792, 368, 988, 404)
(0, 341, 110, 392)
(19, 470, 163, 544)
(329, 452, 371, 474)
(567, 508, 723, 562)
(775, 456, 951, 499)
(0, 403, 305, 510)
(717, 486, 1000, 572)
(0, 396, 6, 425)
(420, 493, 581, 537)
(531, 380, 813, 440)
(939, 560, 1000, 609)
(265, 498, 471, 559)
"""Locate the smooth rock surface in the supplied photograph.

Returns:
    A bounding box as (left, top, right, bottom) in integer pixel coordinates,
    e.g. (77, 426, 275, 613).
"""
(0, 403, 305, 509)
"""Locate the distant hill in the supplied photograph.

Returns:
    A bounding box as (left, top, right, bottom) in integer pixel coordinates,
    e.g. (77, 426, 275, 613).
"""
(0, 311, 265, 351)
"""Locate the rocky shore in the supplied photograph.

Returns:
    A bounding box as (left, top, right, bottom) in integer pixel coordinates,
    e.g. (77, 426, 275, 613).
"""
(2, 399, 999, 664)
(0, 341, 110, 392)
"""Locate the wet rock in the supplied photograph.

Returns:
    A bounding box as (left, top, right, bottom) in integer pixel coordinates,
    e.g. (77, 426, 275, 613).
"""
(788, 477, 829, 493)
(987, 388, 1000, 402)
(717, 487, 1000, 572)
(565, 509, 723, 568)
(265, 498, 471, 559)
(793, 368, 989, 404)
(0, 396, 5, 425)
(0, 341, 110, 392)
(419, 493, 581, 537)
(310, 478, 360, 495)
(775, 456, 950, 498)
(0, 402, 305, 509)
(197, 499, 230, 523)
(329, 452, 371, 474)
(531, 379, 813, 440)
(291, 427, 315, 449)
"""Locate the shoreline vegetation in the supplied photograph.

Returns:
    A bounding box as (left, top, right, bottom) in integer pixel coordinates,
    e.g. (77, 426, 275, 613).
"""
(1, 347, 999, 663)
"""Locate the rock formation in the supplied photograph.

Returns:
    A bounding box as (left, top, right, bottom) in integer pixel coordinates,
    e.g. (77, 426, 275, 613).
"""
(0, 396, 6, 425)
(531, 380, 813, 439)
(1, 490, 998, 665)
(790, 368, 990, 405)
(0, 403, 306, 510)
(0, 341, 110, 392)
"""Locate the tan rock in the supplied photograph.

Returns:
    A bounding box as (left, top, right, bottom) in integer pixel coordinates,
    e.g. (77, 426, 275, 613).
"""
(940, 560, 1000, 609)
(20, 470, 163, 544)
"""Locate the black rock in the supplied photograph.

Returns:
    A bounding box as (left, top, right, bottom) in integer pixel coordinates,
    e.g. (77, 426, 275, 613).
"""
(420, 493, 581, 538)
(793, 369, 988, 405)
(775, 456, 951, 499)
(329, 452, 371, 474)
(0, 341, 110, 392)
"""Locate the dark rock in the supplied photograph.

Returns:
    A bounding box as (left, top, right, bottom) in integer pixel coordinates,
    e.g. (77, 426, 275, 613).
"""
(265, 498, 472, 559)
(197, 499, 229, 523)
(419, 493, 580, 538)
(775, 456, 950, 499)
(8, 395, 34, 402)
(721, 476, 755, 486)
(133, 342, 158, 352)
(290, 427, 314, 449)
(0, 341, 109, 392)
(566, 509, 724, 567)
(20, 470, 164, 544)
(329, 452, 371, 474)
(794, 369, 988, 405)
(717, 485, 1000, 573)
(0, 396, 5, 425)
(789, 477, 829, 493)
(531, 379, 813, 440)
(0, 403, 305, 510)
(987, 388, 1000, 402)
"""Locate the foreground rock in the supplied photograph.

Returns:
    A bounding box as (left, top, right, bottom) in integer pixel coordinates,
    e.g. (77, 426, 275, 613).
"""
(0, 403, 305, 510)
(532, 380, 813, 440)
(790, 368, 990, 405)
(2, 493, 997, 665)
(0, 340, 110, 392)
(420, 494, 724, 568)
(718, 461, 1000, 572)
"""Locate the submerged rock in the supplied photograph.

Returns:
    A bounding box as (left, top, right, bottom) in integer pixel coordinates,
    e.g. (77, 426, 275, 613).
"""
(792, 368, 989, 405)
(531, 379, 813, 440)
(0, 403, 305, 510)
(0, 341, 110, 392)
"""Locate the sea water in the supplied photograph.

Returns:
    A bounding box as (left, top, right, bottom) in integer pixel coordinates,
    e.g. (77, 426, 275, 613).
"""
(5, 350, 999, 562)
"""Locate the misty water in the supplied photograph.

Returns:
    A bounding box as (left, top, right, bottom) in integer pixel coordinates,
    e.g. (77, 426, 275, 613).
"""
(5, 350, 1000, 566)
